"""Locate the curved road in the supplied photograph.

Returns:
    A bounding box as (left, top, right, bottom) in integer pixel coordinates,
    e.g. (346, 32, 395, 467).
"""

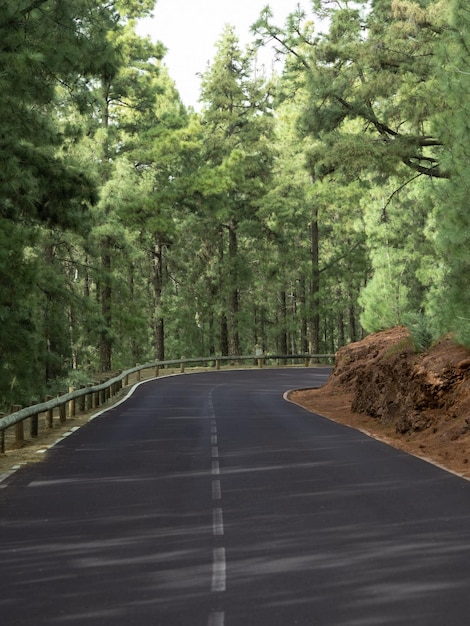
(2, 368, 470, 625)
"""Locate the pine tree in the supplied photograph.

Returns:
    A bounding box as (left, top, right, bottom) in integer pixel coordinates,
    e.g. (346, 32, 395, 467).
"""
(198, 26, 274, 355)
(81, 19, 165, 370)
(425, 0, 470, 345)
(253, 1, 450, 181)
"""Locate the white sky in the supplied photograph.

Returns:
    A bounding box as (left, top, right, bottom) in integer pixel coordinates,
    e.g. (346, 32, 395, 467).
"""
(137, 0, 310, 109)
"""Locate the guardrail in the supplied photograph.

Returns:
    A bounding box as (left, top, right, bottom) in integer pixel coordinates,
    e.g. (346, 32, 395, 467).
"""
(0, 353, 334, 454)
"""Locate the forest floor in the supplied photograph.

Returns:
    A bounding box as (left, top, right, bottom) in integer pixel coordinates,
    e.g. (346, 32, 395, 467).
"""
(290, 326, 470, 480)
(2, 330, 470, 481)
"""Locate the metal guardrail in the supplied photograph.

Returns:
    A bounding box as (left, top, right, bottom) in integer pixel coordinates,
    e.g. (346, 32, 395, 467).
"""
(0, 353, 334, 453)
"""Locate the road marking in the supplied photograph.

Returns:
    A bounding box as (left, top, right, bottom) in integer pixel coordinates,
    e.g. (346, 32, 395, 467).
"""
(212, 479, 221, 500)
(212, 547, 226, 591)
(209, 389, 226, 616)
(213, 508, 224, 536)
(208, 611, 225, 626)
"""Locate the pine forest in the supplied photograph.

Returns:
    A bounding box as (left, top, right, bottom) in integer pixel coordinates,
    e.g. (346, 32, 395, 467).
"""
(1, 0, 469, 408)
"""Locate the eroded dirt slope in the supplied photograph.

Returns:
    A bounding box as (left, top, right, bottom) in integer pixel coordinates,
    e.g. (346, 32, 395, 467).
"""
(291, 326, 470, 478)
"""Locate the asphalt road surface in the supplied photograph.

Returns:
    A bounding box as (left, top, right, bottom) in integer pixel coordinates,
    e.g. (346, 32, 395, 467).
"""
(2, 368, 470, 625)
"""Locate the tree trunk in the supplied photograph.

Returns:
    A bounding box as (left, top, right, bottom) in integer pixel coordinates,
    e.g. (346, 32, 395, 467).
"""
(152, 237, 165, 361)
(299, 277, 308, 353)
(337, 309, 346, 348)
(309, 208, 320, 356)
(208, 309, 215, 356)
(44, 243, 63, 382)
(349, 302, 358, 343)
(220, 313, 229, 356)
(99, 243, 112, 372)
(129, 263, 141, 364)
(279, 290, 288, 355)
(98, 79, 113, 373)
(228, 219, 240, 355)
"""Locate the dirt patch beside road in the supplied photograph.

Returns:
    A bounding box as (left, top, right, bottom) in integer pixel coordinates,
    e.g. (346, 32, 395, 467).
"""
(290, 326, 470, 479)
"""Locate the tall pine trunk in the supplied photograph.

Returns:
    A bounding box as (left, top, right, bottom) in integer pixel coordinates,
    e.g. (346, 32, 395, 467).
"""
(299, 277, 309, 353)
(279, 290, 288, 355)
(228, 219, 240, 355)
(44, 243, 64, 382)
(152, 237, 165, 361)
(99, 243, 112, 372)
(99, 78, 113, 372)
(220, 314, 229, 356)
(309, 207, 320, 356)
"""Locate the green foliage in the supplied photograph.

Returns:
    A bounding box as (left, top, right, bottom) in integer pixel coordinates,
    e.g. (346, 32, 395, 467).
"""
(0, 1, 114, 228)
(0, 220, 40, 407)
(4, 0, 470, 409)
(422, 0, 470, 346)
(403, 313, 433, 353)
(255, 0, 450, 180)
(196, 26, 276, 354)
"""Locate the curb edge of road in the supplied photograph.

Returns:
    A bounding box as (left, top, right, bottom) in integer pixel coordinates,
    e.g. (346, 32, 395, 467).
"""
(1, 369, 328, 486)
(0, 373, 184, 486)
(284, 388, 470, 483)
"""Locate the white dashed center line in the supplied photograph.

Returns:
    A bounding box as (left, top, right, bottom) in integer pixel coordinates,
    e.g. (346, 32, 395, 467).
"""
(212, 479, 221, 501)
(211, 547, 226, 592)
(213, 507, 224, 536)
(208, 389, 226, 626)
(208, 610, 225, 626)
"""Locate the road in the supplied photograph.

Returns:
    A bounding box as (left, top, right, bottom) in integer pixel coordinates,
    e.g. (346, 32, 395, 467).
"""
(2, 368, 470, 625)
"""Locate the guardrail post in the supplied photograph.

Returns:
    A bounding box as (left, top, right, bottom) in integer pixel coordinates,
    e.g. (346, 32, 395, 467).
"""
(180, 358, 185, 374)
(68, 387, 76, 418)
(112, 372, 122, 397)
(99, 381, 106, 405)
(136, 366, 141, 382)
(13, 405, 24, 444)
(45, 395, 53, 427)
(59, 401, 66, 424)
(216, 359, 221, 371)
(79, 386, 86, 412)
(155, 365, 159, 377)
(30, 411, 39, 438)
(93, 387, 100, 408)
(304, 356, 310, 367)
(105, 380, 110, 402)
(86, 388, 91, 409)
(257, 358, 263, 369)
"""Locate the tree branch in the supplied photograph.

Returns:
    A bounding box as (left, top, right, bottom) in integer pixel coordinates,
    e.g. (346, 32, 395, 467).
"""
(20, 1, 49, 16)
(402, 158, 450, 179)
(320, 238, 365, 274)
(380, 173, 423, 222)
